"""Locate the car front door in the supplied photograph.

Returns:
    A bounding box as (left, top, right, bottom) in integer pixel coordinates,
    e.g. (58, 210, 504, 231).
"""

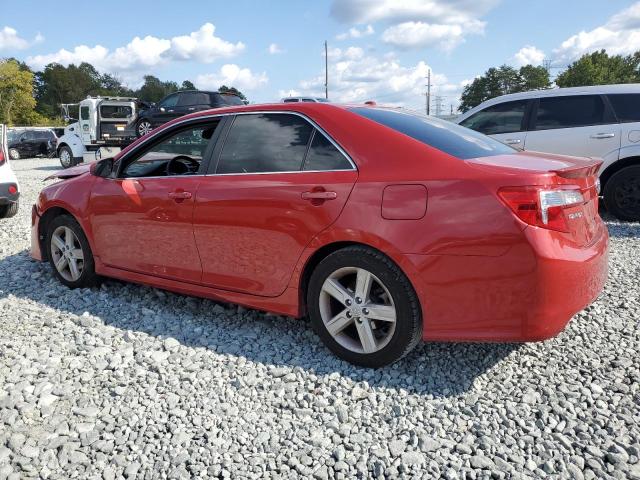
(152, 93, 180, 126)
(193, 112, 358, 297)
(89, 120, 222, 282)
(458, 99, 530, 149)
(524, 95, 621, 159)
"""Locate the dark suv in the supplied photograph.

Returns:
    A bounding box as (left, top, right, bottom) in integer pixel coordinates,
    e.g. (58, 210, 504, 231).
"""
(8, 129, 57, 160)
(135, 90, 244, 137)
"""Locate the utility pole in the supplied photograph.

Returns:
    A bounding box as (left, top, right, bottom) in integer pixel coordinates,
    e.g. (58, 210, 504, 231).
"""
(426, 69, 431, 116)
(324, 40, 329, 100)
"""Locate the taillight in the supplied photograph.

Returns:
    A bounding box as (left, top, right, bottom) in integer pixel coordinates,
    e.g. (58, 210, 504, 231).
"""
(498, 186, 585, 232)
(0, 150, 4, 166)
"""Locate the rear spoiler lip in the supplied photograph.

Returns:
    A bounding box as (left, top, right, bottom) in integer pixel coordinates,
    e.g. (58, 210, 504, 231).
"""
(551, 157, 602, 179)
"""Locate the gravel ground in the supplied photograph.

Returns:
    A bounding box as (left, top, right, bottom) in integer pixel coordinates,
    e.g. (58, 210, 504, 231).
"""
(0, 157, 638, 480)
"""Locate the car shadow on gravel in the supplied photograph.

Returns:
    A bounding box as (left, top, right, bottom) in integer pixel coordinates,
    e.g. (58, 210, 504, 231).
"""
(33, 165, 62, 171)
(0, 250, 522, 397)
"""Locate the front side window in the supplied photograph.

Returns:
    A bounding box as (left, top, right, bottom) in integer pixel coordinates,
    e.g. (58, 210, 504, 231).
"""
(351, 107, 515, 159)
(459, 100, 528, 135)
(80, 106, 90, 120)
(303, 131, 351, 171)
(216, 114, 314, 174)
(159, 94, 178, 108)
(121, 122, 219, 178)
(607, 93, 640, 123)
(534, 95, 607, 130)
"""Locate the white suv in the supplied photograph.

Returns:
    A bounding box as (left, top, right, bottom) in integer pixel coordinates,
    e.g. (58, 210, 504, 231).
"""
(0, 124, 20, 219)
(456, 84, 640, 221)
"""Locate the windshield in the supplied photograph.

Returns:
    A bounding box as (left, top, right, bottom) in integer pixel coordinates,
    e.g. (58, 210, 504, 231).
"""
(351, 107, 515, 159)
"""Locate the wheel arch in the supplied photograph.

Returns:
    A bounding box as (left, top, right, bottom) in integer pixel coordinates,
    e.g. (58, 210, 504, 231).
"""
(600, 156, 640, 191)
(38, 206, 78, 261)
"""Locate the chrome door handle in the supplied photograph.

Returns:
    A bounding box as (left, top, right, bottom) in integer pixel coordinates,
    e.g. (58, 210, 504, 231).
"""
(301, 191, 337, 200)
(168, 191, 192, 200)
(504, 139, 521, 145)
(187, 107, 196, 111)
(590, 133, 615, 139)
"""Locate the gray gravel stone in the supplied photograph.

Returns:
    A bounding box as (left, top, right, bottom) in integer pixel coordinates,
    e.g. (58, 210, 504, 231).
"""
(0, 157, 638, 479)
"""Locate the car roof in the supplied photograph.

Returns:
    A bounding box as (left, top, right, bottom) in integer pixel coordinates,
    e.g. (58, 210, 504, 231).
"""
(458, 83, 640, 119)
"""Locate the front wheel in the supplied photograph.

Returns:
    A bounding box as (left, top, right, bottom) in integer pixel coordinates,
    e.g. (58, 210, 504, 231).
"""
(58, 146, 77, 169)
(603, 165, 640, 221)
(136, 120, 153, 137)
(307, 246, 422, 368)
(46, 215, 98, 288)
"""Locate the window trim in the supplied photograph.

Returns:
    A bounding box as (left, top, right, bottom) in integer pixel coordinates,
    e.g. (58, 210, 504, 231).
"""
(529, 94, 616, 131)
(206, 111, 356, 175)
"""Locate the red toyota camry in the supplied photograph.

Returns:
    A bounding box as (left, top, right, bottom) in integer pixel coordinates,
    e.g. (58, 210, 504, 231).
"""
(31, 103, 608, 367)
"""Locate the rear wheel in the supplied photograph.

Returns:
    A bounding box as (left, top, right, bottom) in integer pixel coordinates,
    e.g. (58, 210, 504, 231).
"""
(46, 215, 98, 288)
(604, 165, 640, 221)
(58, 146, 76, 169)
(0, 201, 18, 219)
(8, 148, 19, 160)
(307, 246, 422, 368)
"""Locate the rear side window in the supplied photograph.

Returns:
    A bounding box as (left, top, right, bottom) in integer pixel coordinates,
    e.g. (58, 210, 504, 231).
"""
(607, 94, 640, 122)
(216, 113, 314, 173)
(534, 95, 607, 130)
(351, 108, 515, 159)
(459, 100, 528, 135)
(215, 94, 244, 106)
(303, 131, 352, 171)
(178, 92, 210, 106)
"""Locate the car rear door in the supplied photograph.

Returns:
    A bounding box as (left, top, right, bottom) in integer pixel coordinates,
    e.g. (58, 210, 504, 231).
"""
(458, 99, 530, 148)
(177, 91, 210, 114)
(193, 112, 358, 297)
(524, 95, 621, 159)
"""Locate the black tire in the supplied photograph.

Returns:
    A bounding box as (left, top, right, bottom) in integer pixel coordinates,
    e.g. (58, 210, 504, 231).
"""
(307, 246, 422, 368)
(0, 201, 18, 219)
(8, 148, 19, 160)
(603, 165, 640, 222)
(136, 119, 153, 138)
(58, 146, 77, 169)
(45, 215, 99, 288)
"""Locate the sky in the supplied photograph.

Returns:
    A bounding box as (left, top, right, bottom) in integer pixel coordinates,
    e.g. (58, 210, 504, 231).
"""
(1, 0, 640, 113)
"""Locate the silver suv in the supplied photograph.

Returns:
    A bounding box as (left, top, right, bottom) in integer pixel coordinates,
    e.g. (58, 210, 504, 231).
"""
(456, 84, 640, 221)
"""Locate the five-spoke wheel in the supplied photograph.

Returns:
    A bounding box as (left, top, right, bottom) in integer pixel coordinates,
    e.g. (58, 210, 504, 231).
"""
(308, 246, 422, 367)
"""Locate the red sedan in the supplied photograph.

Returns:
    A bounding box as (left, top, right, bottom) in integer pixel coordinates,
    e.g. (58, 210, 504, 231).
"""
(31, 103, 608, 367)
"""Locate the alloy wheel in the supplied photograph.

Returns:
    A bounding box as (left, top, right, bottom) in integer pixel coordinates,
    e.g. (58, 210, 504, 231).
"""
(319, 267, 396, 354)
(614, 175, 640, 214)
(8, 148, 19, 160)
(138, 121, 152, 136)
(50, 226, 84, 282)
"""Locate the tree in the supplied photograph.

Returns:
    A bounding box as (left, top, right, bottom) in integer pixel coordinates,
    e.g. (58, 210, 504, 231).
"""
(555, 50, 640, 87)
(181, 80, 196, 90)
(218, 84, 247, 101)
(0, 59, 37, 125)
(459, 64, 551, 112)
(134, 75, 179, 102)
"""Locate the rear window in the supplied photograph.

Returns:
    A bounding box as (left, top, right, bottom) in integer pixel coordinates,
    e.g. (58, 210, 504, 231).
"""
(351, 108, 515, 159)
(100, 105, 133, 119)
(607, 94, 640, 123)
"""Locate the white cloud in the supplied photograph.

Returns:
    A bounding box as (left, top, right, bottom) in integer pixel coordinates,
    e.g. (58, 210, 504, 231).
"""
(195, 64, 268, 91)
(554, 2, 640, 62)
(382, 20, 484, 51)
(268, 43, 284, 54)
(0, 26, 43, 51)
(291, 47, 464, 112)
(336, 24, 374, 40)
(26, 23, 244, 73)
(331, 0, 496, 51)
(513, 45, 545, 67)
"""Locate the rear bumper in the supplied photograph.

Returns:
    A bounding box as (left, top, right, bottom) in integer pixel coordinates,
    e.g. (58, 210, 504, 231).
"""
(0, 182, 19, 205)
(31, 205, 43, 261)
(404, 221, 609, 342)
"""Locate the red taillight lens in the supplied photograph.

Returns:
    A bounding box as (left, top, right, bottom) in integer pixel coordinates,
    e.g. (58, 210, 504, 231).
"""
(0, 151, 4, 166)
(8, 185, 17, 195)
(498, 186, 585, 232)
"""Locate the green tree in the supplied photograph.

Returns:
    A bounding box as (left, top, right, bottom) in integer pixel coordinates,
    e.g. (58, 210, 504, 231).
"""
(134, 75, 179, 102)
(459, 64, 551, 112)
(555, 50, 640, 87)
(218, 84, 247, 101)
(181, 80, 196, 90)
(0, 59, 37, 125)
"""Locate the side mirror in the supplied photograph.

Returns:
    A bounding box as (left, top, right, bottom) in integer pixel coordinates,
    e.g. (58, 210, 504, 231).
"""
(20, 137, 27, 142)
(91, 158, 114, 178)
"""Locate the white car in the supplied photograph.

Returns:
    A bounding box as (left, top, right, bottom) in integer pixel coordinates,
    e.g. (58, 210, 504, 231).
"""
(0, 124, 20, 219)
(456, 84, 640, 221)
